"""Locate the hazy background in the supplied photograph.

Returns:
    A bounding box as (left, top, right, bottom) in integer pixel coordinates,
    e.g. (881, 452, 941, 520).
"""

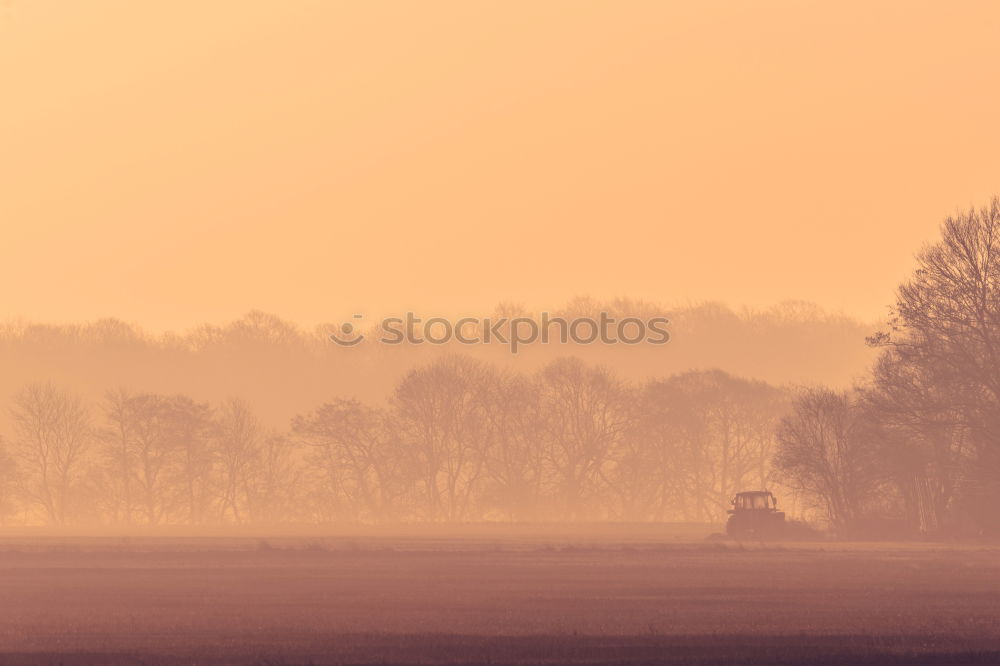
(3, 0, 999, 331)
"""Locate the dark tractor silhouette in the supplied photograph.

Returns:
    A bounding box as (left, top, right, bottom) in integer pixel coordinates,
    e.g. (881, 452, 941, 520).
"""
(726, 490, 785, 539)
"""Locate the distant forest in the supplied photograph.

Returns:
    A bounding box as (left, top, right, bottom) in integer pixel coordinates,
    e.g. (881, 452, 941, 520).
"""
(0, 299, 873, 430)
(2, 199, 999, 536)
(0, 301, 871, 529)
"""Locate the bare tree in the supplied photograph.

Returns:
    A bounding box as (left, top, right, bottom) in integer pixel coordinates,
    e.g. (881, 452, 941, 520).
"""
(868, 196, 1000, 532)
(128, 394, 177, 525)
(243, 432, 303, 524)
(393, 356, 493, 521)
(479, 372, 546, 520)
(215, 398, 262, 524)
(536, 358, 631, 520)
(294, 399, 409, 522)
(100, 388, 139, 525)
(774, 388, 886, 532)
(164, 396, 216, 525)
(862, 353, 971, 532)
(613, 379, 692, 521)
(10, 384, 94, 525)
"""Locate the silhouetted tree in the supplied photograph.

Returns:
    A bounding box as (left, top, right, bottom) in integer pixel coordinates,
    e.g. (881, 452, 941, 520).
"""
(164, 396, 216, 525)
(100, 388, 140, 525)
(479, 372, 546, 520)
(393, 356, 494, 521)
(774, 388, 887, 532)
(244, 432, 303, 524)
(293, 399, 408, 522)
(122, 393, 175, 525)
(10, 384, 94, 525)
(869, 196, 1000, 532)
(611, 379, 688, 521)
(537, 358, 631, 520)
(215, 399, 262, 524)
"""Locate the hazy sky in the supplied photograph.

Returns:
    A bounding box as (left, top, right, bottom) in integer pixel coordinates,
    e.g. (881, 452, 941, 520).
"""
(2, 1, 998, 331)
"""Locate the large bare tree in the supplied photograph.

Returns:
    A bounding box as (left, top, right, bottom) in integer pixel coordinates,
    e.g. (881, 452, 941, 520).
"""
(479, 371, 546, 520)
(868, 196, 1000, 531)
(536, 358, 632, 520)
(11, 384, 94, 525)
(393, 356, 493, 521)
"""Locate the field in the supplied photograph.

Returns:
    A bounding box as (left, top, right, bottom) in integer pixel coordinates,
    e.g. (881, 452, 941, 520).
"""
(1, 525, 999, 665)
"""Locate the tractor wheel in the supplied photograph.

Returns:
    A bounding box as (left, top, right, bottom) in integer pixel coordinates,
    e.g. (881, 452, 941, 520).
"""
(726, 515, 749, 538)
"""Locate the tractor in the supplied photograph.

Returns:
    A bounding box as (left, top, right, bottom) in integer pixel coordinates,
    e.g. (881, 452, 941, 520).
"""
(726, 490, 785, 539)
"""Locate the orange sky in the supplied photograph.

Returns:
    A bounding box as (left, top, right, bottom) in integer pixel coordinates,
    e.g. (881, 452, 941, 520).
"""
(2, 1, 998, 332)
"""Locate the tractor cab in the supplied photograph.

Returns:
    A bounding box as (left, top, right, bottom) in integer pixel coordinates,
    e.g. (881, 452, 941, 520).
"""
(729, 490, 778, 513)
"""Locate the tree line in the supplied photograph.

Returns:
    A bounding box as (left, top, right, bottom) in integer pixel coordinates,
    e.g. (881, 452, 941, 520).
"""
(0, 361, 786, 526)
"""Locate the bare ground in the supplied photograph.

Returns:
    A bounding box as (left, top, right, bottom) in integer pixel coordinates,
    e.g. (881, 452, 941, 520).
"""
(1, 527, 998, 665)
